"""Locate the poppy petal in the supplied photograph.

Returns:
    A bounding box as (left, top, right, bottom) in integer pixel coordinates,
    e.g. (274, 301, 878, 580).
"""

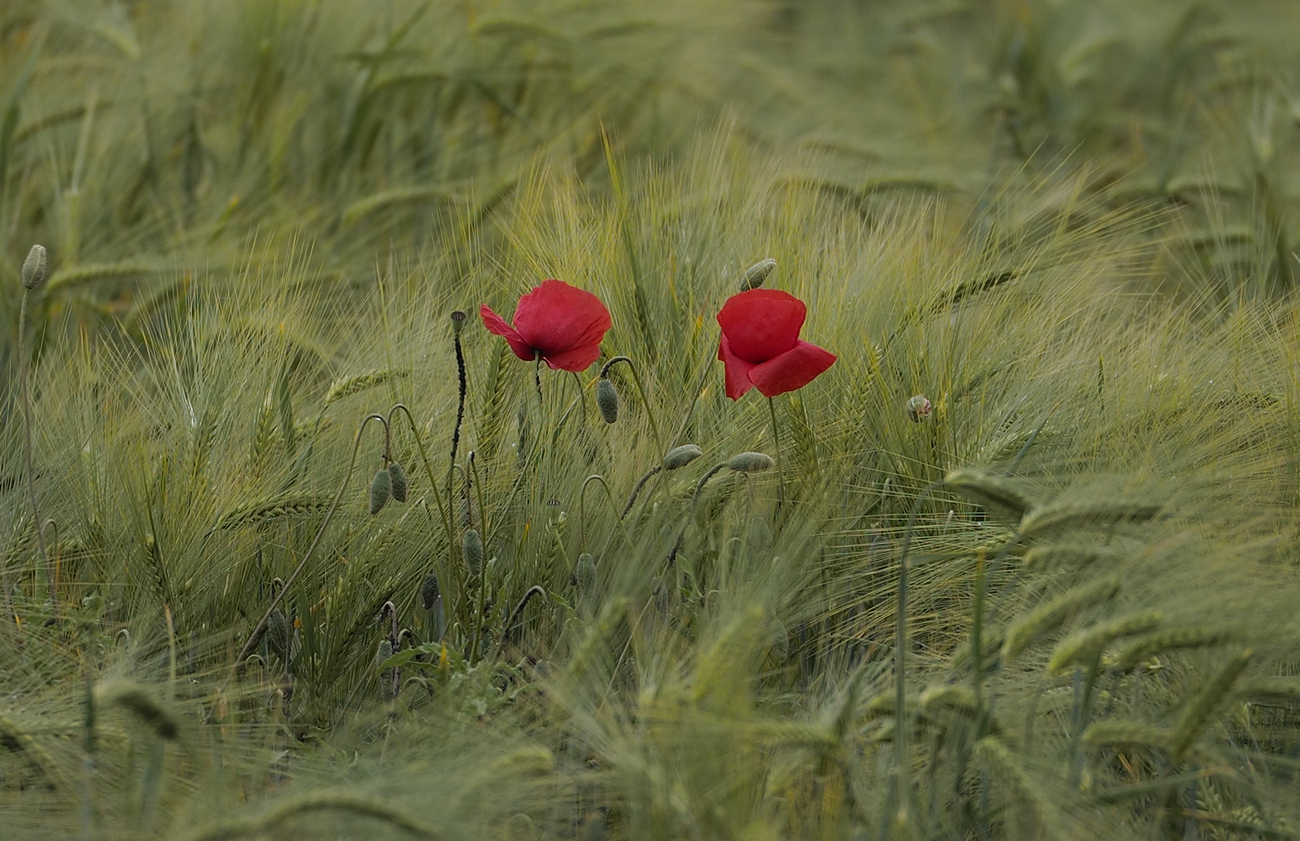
(749, 340, 837, 398)
(480, 304, 536, 361)
(718, 333, 758, 400)
(541, 343, 604, 372)
(512, 280, 612, 360)
(716, 289, 806, 364)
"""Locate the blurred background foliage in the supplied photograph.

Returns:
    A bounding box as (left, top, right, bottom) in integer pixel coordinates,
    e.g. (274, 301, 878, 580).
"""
(5, 1, 1300, 839)
(2, 0, 1300, 345)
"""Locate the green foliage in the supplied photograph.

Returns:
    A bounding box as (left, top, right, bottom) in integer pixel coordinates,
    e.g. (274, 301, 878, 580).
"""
(3, 1, 1300, 839)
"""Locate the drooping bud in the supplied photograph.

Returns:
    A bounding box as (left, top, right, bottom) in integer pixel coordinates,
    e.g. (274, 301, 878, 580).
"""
(387, 461, 408, 503)
(663, 444, 703, 470)
(740, 257, 776, 291)
(375, 639, 394, 670)
(21, 244, 47, 290)
(450, 310, 467, 335)
(369, 467, 392, 515)
(597, 377, 620, 424)
(906, 395, 933, 423)
(574, 552, 597, 592)
(462, 528, 484, 577)
(420, 574, 441, 611)
(727, 451, 775, 474)
(267, 608, 289, 660)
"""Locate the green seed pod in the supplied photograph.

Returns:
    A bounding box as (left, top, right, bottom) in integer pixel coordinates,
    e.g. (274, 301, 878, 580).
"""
(463, 528, 484, 577)
(597, 377, 619, 424)
(387, 461, 408, 503)
(574, 552, 597, 592)
(450, 310, 467, 334)
(375, 639, 394, 670)
(727, 451, 775, 474)
(741, 258, 776, 291)
(369, 467, 392, 515)
(420, 573, 441, 611)
(267, 608, 289, 660)
(21, 244, 46, 290)
(663, 444, 703, 470)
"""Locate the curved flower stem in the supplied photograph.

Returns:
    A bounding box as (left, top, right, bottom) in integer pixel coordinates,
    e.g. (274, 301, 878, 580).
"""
(621, 465, 662, 518)
(386, 404, 455, 608)
(667, 463, 728, 569)
(18, 289, 55, 619)
(216, 413, 388, 704)
(766, 396, 786, 513)
(581, 474, 636, 553)
(600, 356, 664, 457)
(386, 404, 452, 535)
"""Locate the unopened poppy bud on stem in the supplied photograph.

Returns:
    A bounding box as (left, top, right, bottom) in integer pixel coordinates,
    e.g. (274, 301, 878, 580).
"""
(740, 258, 776, 291)
(420, 573, 441, 611)
(387, 461, 408, 503)
(463, 528, 484, 576)
(21, 244, 46, 290)
(369, 467, 392, 515)
(375, 639, 394, 669)
(596, 376, 620, 424)
(574, 553, 597, 592)
(728, 452, 775, 474)
(663, 444, 703, 470)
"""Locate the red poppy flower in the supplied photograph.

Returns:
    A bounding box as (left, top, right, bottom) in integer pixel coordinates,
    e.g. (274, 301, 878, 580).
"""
(481, 280, 612, 372)
(716, 289, 836, 399)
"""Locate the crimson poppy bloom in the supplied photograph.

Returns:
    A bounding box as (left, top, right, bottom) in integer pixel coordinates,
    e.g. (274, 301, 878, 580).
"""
(481, 280, 612, 372)
(716, 289, 836, 399)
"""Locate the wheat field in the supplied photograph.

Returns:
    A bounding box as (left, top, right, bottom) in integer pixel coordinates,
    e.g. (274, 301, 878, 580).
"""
(3, 1, 1300, 839)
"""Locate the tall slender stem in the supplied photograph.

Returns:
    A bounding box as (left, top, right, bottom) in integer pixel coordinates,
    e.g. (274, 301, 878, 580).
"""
(766, 396, 786, 513)
(600, 356, 664, 457)
(447, 325, 467, 509)
(894, 479, 944, 826)
(18, 289, 55, 617)
(216, 413, 387, 702)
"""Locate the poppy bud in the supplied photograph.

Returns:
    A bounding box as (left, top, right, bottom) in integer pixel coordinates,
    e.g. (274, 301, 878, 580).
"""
(906, 395, 933, 423)
(267, 608, 289, 660)
(387, 461, 408, 503)
(574, 552, 597, 592)
(450, 310, 467, 335)
(375, 639, 394, 670)
(420, 574, 441, 611)
(663, 444, 703, 470)
(369, 467, 392, 514)
(727, 452, 775, 473)
(740, 257, 776, 291)
(21, 244, 47, 290)
(597, 377, 620, 424)
(463, 528, 484, 577)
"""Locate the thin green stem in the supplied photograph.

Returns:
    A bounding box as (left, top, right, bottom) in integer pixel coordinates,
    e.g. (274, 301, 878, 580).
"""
(216, 413, 387, 704)
(767, 396, 786, 513)
(18, 289, 55, 618)
(621, 465, 662, 518)
(894, 478, 944, 827)
(600, 356, 665, 457)
(387, 404, 453, 547)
